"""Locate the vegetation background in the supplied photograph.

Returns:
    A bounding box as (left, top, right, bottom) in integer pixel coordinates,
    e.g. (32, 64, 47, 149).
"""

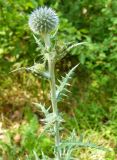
(0, 0, 117, 159)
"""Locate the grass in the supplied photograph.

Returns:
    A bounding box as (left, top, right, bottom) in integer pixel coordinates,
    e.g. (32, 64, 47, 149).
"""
(0, 73, 116, 159)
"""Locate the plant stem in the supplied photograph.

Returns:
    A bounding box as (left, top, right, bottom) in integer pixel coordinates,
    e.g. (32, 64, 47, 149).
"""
(43, 34, 50, 50)
(48, 58, 60, 160)
(44, 35, 60, 159)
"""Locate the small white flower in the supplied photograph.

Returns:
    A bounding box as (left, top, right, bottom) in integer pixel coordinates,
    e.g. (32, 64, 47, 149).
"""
(29, 7, 59, 35)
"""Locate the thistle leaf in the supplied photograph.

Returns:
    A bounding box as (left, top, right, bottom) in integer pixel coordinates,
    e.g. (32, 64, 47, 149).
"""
(60, 141, 107, 151)
(55, 42, 68, 62)
(33, 102, 50, 116)
(33, 102, 63, 135)
(55, 41, 86, 62)
(60, 130, 107, 151)
(67, 42, 86, 52)
(26, 66, 50, 80)
(43, 113, 64, 131)
(33, 34, 42, 48)
(59, 130, 107, 160)
(56, 64, 79, 101)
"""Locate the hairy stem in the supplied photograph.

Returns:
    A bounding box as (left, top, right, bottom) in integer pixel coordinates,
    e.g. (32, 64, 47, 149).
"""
(48, 58, 60, 160)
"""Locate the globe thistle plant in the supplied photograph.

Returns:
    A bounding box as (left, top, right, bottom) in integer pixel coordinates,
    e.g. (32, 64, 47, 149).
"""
(26, 6, 104, 160)
(29, 7, 59, 49)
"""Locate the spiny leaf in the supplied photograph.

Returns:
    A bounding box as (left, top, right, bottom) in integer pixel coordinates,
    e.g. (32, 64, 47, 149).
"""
(33, 103, 63, 135)
(43, 113, 64, 128)
(59, 130, 108, 159)
(60, 131, 107, 151)
(67, 42, 86, 52)
(33, 102, 50, 116)
(41, 113, 64, 135)
(56, 64, 79, 101)
(54, 41, 68, 62)
(61, 146, 75, 160)
(10, 67, 26, 73)
(44, 114, 64, 125)
(33, 34, 43, 48)
(50, 26, 59, 39)
(55, 41, 86, 62)
(26, 66, 50, 80)
(12, 63, 50, 79)
(60, 141, 107, 151)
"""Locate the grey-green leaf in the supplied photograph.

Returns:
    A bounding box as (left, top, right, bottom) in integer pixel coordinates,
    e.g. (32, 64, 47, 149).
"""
(56, 64, 79, 101)
(33, 102, 50, 116)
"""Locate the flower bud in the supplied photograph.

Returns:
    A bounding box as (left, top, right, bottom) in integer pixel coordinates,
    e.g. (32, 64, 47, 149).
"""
(29, 7, 59, 35)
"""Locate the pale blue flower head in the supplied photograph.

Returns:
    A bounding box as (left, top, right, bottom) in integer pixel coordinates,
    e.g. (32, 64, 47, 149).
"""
(29, 7, 59, 35)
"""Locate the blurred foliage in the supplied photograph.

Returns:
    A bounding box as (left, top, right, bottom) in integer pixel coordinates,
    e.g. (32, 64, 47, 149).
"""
(0, 0, 117, 159)
(0, 108, 53, 159)
(0, 0, 117, 96)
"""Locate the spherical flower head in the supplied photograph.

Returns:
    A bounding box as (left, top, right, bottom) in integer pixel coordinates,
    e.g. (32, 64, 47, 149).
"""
(29, 7, 59, 35)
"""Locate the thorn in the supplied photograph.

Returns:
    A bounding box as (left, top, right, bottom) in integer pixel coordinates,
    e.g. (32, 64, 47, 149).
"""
(10, 67, 26, 73)
(66, 83, 71, 86)
(64, 88, 71, 93)
(67, 42, 87, 51)
(58, 79, 62, 84)
(61, 76, 65, 79)
(61, 93, 68, 97)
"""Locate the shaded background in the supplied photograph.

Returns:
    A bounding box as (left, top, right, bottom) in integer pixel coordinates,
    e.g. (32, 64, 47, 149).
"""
(0, 0, 117, 159)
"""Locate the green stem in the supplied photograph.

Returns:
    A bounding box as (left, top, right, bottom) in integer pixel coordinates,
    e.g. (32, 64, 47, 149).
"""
(48, 58, 60, 160)
(44, 34, 60, 159)
(43, 34, 50, 50)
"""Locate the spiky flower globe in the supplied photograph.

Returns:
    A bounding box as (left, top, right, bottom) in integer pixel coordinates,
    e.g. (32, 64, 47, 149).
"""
(29, 7, 59, 35)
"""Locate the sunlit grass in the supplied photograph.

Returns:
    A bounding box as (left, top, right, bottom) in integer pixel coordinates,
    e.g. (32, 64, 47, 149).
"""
(0, 74, 116, 159)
